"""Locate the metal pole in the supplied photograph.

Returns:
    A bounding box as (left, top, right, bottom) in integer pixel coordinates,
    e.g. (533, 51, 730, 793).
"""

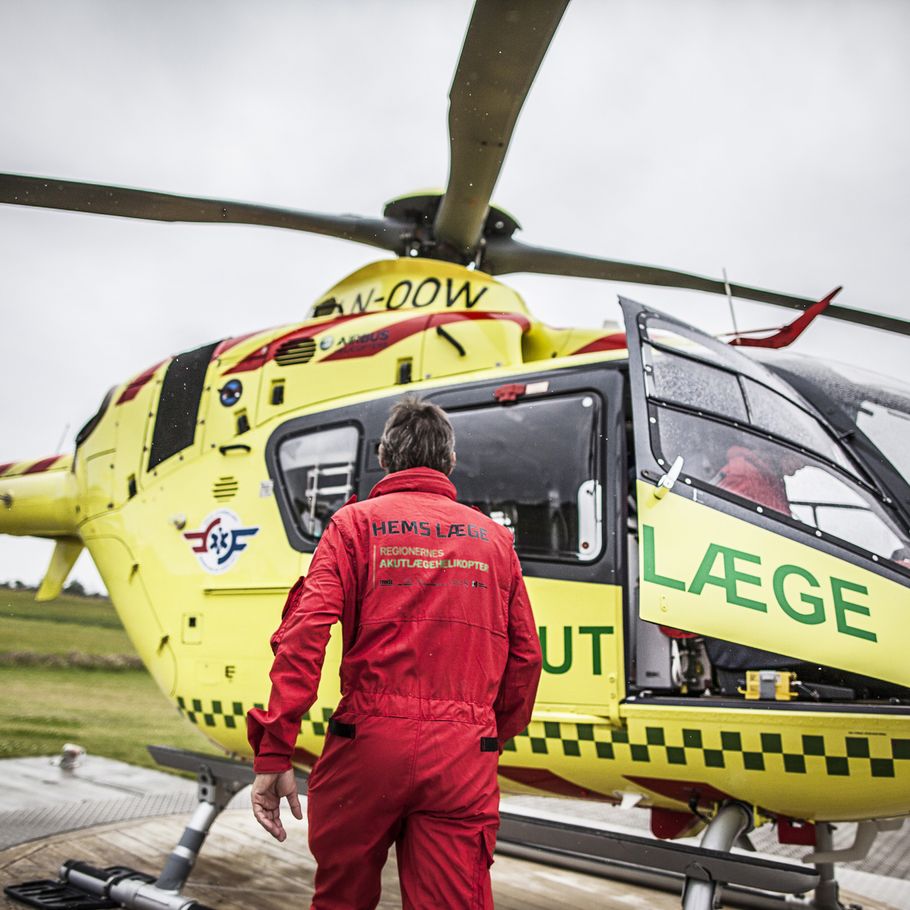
(811, 823, 843, 910)
(155, 800, 219, 892)
(682, 803, 752, 910)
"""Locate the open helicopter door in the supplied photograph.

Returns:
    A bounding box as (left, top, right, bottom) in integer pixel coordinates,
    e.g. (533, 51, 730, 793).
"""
(622, 298, 910, 690)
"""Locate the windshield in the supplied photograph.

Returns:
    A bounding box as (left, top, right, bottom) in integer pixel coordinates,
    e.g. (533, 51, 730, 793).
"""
(827, 362, 910, 482)
(750, 352, 910, 484)
(654, 406, 910, 562)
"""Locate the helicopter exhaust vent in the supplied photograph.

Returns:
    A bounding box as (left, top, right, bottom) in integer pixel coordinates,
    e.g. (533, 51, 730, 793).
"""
(212, 476, 239, 501)
(275, 337, 316, 366)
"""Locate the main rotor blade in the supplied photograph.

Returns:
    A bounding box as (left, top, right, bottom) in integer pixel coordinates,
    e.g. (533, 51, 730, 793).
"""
(0, 174, 409, 252)
(483, 237, 910, 336)
(434, 0, 569, 257)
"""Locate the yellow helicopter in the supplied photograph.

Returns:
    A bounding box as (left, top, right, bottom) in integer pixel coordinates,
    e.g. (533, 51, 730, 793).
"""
(2, 1, 910, 907)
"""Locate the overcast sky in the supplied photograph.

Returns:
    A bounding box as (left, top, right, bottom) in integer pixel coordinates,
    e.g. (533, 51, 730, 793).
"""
(1, 0, 908, 593)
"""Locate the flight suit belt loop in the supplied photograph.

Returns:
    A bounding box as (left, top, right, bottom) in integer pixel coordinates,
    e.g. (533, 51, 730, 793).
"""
(328, 718, 356, 739)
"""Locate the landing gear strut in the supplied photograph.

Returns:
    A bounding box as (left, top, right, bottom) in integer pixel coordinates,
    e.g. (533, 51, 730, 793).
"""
(58, 747, 252, 910)
(5, 746, 307, 910)
(809, 822, 846, 910)
(681, 802, 753, 910)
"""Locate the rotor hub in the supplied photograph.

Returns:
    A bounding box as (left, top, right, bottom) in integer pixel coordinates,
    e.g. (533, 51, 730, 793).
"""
(383, 193, 520, 264)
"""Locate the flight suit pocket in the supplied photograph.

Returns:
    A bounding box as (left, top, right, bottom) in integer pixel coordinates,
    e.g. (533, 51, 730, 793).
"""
(306, 723, 355, 793)
(482, 825, 497, 867)
(472, 825, 497, 909)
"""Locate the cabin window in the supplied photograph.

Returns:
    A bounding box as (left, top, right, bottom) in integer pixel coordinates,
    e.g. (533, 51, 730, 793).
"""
(448, 393, 603, 562)
(148, 342, 219, 470)
(276, 425, 359, 541)
(653, 406, 910, 563)
(643, 342, 857, 476)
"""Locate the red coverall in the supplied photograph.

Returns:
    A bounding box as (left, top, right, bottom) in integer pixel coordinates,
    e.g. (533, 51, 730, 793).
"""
(716, 445, 791, 514)
(247, 467, 542, 909)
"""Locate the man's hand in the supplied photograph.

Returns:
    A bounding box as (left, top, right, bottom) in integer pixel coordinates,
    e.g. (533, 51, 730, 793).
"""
(251, 769, 302, 842)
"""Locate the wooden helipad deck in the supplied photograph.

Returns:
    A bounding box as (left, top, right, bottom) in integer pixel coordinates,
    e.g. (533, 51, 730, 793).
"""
(0, 807, 687, 910)
(0, 806, 902, 909)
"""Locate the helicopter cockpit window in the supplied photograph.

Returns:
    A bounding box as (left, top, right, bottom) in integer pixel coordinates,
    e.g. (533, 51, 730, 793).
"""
(654, 407, 910, 563)
(643, 341, 857, 477)
(638, 317, 909, 564)
(276, 425, 359, 541)
(647, 346, 747, 422)
(448, 393, 602, 562)
(741, 378, 852, 472)
(828, 361, 910, 482)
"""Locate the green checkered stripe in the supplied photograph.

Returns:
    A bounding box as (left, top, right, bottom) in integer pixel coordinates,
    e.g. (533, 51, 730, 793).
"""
(502, 722, 910, 778)
(299, 706, 337, 737)
(176, 696, 334, 738)
(176, 696, 257, 729)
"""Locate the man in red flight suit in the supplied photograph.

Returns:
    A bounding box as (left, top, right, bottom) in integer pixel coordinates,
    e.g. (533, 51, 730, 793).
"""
(715, 444, 804, 515)
(247, 396, 542, 909)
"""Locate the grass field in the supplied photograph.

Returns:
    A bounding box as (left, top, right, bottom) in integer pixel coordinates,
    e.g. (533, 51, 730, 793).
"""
(1, 588, 134, 656)
(0, 587, 220, 769)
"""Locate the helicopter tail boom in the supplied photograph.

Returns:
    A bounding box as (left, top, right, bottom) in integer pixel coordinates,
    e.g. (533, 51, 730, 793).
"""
(0, 454, 79, 539)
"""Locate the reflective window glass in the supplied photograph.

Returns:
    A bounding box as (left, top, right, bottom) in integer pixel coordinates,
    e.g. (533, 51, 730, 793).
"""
(654, 406, 909, 562)
(449, 394, 602, 562)
(277, 425, 359, 540)
(642, 315, 794, 398)
(644, 345, 747, 422)
(640, 344, 858, 477)
(742, 378, 855, 475)
(857, 400, 910, 481)
(823, 362, 910, 478)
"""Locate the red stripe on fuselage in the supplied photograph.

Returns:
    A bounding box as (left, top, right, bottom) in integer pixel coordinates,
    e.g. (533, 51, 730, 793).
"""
(0, 462, 14, 476)
(321, 311, 531, 362)
(498, 766, 618, 801)
(213, 331, 262, 359)
(223, 313, 372, 375)
(23, 455, 64, 474)
(117, 359, 167, 404)
(570, 333, 627, 356)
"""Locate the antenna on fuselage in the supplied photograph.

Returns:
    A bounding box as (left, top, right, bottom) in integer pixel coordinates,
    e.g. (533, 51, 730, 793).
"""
(723, 267, 740, 337)
(55, 422, 70, 454)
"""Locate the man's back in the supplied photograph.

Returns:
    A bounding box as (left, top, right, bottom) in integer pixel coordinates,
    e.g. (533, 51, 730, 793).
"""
(331, 468, 522, 727)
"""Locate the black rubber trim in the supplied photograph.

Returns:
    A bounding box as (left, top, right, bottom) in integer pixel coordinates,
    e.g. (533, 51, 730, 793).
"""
(177, 828, 206, 852)
(481, 737, 499, 752)
(75, 386, 115, 450)
(328, 718, 356, 739)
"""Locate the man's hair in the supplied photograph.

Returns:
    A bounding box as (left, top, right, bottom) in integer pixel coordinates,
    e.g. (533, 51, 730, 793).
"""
(380, 395, 455, 475)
